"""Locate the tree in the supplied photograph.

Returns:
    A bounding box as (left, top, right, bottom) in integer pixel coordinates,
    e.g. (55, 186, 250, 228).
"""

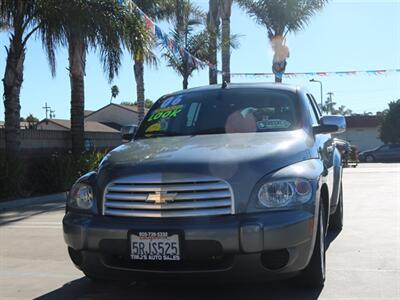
(41, 0, 146, 155)
(0, 0, 50, 159)
(110, 85, 119, 103)
(207, 0, 220, 84)
(133, 99, 153, 109)
(25, 113, 38, 129)
(321, 99, 336, 114)
(321, 100, 353, 116)
(379, 100, 400, 144)
(122, 99, 153, 109)
(126, 1, 175, 125)
(220, 0, 233, 83)
(238, 0, 327, 82)
(336, 105, 353, 116)
(163, 1, 208, 89)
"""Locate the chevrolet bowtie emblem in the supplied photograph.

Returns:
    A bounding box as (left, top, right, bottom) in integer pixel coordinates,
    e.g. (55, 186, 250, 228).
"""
(146, 191, 178, 204)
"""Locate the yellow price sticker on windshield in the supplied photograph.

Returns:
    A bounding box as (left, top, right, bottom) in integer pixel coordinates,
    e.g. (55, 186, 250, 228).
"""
(148, 105, 183, 122)
(145, 123, 161, 133)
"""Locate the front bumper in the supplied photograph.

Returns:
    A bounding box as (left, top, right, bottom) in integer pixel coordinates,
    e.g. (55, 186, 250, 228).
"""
(63, 210, 316, 280)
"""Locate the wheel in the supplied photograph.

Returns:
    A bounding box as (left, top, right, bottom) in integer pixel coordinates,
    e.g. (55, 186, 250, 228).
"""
(329, 183, 343, 231)
(301, 202, 326, 287)
(365, 155, 375, 163)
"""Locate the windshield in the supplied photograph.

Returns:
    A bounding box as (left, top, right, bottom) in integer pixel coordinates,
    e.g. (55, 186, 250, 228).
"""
(136, 89, 300, 139)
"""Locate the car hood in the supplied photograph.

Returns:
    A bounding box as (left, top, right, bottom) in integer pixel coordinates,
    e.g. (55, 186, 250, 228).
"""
(97, 130, 313, 205)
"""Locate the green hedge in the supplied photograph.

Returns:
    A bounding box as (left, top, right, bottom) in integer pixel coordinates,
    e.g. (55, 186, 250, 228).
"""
(0, 151, 105, 201)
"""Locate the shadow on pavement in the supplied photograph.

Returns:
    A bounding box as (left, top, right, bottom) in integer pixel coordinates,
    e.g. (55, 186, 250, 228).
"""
(0, 202, 65, 226)
(35, 276, 323, 300)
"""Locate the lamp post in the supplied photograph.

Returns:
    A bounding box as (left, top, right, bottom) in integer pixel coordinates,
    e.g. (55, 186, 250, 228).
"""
(309, 79, 323, 112)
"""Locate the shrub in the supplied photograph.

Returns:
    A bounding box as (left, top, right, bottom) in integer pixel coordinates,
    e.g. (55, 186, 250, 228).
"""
(0, 152, 27, 200)
(0, 150, 106, 200)
(27, 150, 106, 194)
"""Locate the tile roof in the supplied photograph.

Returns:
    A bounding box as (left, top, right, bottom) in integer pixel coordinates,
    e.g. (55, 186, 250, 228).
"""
(38, 119, 119, 132)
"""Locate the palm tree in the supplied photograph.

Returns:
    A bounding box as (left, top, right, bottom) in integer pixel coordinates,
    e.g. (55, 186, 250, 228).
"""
(110, 85, 119, 103)
(238, 0, 327, 83)
(0, 1, 47, 159)
(126, 1, 175, 124)
(207, 0, 220, 84)
(41, 0, 146, 155)
(162, 2, 208, 89)
(220, 0, 233, 83)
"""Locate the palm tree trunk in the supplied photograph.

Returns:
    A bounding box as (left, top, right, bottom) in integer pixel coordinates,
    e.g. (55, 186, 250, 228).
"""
(68, 36, 86, 156)
(183, 75, 189, 90)
(207, 0, 220, 84)
(134, 58, 145, 124)
(220, 0, 232, 83)
(2, 13, 25, 160)
(271, 36, 288, 83)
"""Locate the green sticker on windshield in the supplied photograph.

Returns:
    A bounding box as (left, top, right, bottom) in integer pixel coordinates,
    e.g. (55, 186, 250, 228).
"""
(257, 119, 291, 129)
(148, 105, 183, 122)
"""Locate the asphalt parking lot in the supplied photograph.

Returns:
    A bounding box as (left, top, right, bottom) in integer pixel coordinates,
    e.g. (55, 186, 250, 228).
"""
(0, 163, 399, 300)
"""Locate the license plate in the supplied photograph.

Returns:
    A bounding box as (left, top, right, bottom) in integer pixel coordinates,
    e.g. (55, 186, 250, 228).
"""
(129, 231, 181, 261)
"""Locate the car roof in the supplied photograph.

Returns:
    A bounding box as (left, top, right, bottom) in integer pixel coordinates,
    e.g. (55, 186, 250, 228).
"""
(167, 83, 302, 96)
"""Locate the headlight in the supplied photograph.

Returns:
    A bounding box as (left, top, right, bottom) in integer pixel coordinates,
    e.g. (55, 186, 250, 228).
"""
(68, 183, 94, 210)
(257, 179, 312, 208)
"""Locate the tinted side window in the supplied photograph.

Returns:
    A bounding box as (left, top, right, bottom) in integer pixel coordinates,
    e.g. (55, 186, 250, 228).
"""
(306, 94, 320, 125)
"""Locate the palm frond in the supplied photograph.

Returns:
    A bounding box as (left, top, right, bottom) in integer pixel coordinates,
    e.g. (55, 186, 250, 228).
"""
(238, 0, 328, 37)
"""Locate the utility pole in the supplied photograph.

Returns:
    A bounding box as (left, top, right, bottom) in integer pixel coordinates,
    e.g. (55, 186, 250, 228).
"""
(42, 102, 51, 119)
(327, 92, 334, 114)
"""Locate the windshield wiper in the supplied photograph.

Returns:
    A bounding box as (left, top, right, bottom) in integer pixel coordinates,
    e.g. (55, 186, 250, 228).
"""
(136, 131, 184, 139)
(191, 128, 226, 135)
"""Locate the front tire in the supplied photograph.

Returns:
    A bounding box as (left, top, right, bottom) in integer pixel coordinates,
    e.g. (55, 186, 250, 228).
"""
(365, 155, 375, 163)
(329, 183, 343, 231)
(301, 203, 326, 287)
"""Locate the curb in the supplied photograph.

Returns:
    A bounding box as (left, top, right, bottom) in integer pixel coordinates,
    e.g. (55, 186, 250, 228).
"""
(0, 192, 67, 212)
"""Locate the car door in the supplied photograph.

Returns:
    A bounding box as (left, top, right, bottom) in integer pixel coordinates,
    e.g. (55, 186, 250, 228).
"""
(393, 145, 400, 161)
(375, 145, 390, 161)
(306, 94, 334, 195)
(387, 144, 400, 162)
(307, 94, 341, 210)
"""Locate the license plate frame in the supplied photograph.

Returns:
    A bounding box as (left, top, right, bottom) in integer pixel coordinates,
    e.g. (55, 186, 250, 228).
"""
(128, 230, 182, 261)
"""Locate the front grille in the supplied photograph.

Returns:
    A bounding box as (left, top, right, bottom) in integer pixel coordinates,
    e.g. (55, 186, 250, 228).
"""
(103, 176, 234, 218)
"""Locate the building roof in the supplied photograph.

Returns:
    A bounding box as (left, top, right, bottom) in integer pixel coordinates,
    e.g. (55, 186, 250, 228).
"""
(85, 103, 140, 118)
(37, 119, 119, 133)
(345, 115, 379, 128)
(84, 110, 94, 117)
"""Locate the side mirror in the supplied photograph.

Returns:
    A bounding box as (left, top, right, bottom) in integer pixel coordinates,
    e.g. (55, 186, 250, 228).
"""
(313, 115, 346, 135)
(121, 125, 137, 141)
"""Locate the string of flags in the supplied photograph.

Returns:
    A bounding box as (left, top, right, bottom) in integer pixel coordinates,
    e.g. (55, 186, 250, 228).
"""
(226, 69, 400, 78)
(118, 1, 399, 79)
(119, 0, 218, 72)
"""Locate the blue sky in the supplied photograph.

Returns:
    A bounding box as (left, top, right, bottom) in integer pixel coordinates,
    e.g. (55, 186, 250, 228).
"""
(0, 0, 399, 120)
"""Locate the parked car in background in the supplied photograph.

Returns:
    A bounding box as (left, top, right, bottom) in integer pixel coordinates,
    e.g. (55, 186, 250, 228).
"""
(63, 83, 346, 287)
(333, 139, 358, 167)
(121, 124, 138, 141)
(359, 144, 400, 162)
